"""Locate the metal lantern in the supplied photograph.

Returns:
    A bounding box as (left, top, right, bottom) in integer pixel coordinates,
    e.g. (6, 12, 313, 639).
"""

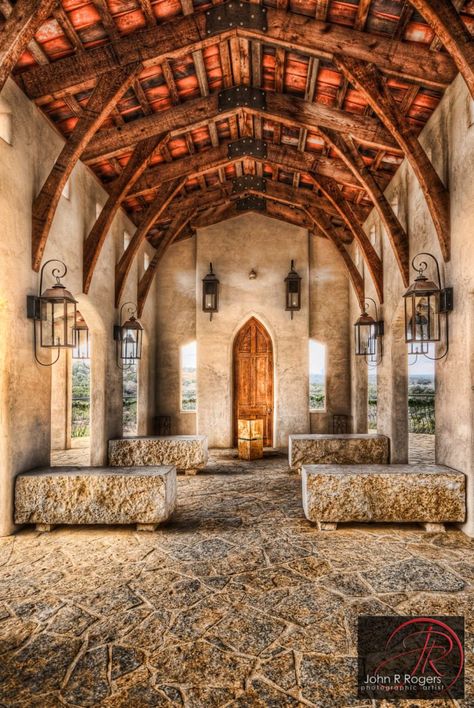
(354, 298, 384, 365)
(403, 252, 453, 360)
(73, 311, 90, 360)
(202, 263, 219, 320)
(27, 259, 78, 366)
(114, 302, 143, 368)
(285, 260, 301, 319)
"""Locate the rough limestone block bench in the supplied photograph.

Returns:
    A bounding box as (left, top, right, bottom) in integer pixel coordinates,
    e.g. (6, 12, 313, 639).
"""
(15, 466, 177, 532)
(289, 433, 389, 471)
(108, 435, 208, 475)
(302, 464, 466, 532)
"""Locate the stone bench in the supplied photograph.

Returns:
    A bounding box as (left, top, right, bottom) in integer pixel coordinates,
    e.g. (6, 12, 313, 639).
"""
(15, 466, 177, 532)
(108, 435, 208, 475)
(302, 464, 466, 531)
(289, 433, 389, 471)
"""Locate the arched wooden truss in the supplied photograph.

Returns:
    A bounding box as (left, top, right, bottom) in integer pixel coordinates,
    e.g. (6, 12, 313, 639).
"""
(1, 0, 473, 310)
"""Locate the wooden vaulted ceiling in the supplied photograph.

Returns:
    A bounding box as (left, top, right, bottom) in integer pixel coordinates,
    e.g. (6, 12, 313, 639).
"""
(1, 0, 474, 314)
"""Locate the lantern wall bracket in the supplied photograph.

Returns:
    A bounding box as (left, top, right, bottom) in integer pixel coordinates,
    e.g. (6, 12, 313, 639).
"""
(218, 86, 267, 112)
(205, 1, 267, 36)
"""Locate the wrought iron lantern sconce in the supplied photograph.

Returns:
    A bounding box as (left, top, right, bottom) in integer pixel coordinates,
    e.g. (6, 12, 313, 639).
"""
(26, 259, 78, 367)
(403, 252, 453, 363)
(249, 268, 257, 280)
(113, 302, 143, 369)
(354, 298, 384, 366)
(285, 260, 301, 319)
(202, 263, 219, 320)
(73, 312, 90, 360)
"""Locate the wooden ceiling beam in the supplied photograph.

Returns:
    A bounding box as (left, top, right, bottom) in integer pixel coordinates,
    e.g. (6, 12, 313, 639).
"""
(18, 6, 457, 99)
(0, 0, 56, 93)
(128, 140, 366, 198)
(83, 90, 398, 163)
(309, 209, 365, 309)
(335, 55, 451, 261)
(311, 173, 384, 302)
(317, 126, 410, 285)
(83, 134, 165, 293)
(115, 178, 185, 306)
(137, 208, 195, 317)
(408, 0, 474, 99)
(31, 64, 142, 271)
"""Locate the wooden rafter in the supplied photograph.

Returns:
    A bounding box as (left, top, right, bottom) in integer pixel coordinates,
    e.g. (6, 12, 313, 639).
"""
(115, 179, 185, 307)
(309, 210, 365, 309)
(137, 208, 196, 317)
(128, 141, 369, 199)
(192, 198, 314, 231)
(18, 7, 457, 100)
(82, 90, 398, 164)
(312, 174, 384, 302)
(0, 0, 56, 93)
(335, 55, 451, 261)
(31, 64, 142, 270)
(83, 134, 164, 293)
(409, 0, 474, 99)
(317, 126, 410, 285)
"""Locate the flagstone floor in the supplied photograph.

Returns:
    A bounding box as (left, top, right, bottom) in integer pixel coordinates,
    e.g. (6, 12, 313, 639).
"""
(1, 450, 473, 707)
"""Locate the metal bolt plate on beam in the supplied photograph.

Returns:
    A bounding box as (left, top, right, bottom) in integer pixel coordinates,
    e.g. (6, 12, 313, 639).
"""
(236, 196, 266, 212)
(228, 138, 267, 159)
(232, 175, 266, 193)
(206, 1, 267, 36)
(218, 86, 266, 112)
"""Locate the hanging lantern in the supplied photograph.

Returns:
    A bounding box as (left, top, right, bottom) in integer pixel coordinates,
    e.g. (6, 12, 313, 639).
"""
(202, 263, 219, 320)
(26, 259, 78, 367)
(285, 260, 301, 319)
(73, 311, 90, 360)
(114, 302, 143, 367)
(354, 298, 384, 364)
(403, 253, 453, 361)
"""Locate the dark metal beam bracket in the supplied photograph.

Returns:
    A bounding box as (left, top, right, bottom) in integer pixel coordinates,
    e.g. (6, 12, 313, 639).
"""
(232, 175, 266, 192)
(236, 196, 267, 212)
(218, 86, 266, 112)
(206, 1, 268, 35)
(228, 138, 267, 159)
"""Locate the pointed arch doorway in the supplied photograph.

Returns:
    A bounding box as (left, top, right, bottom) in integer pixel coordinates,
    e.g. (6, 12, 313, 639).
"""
(233, 317, 274, 447)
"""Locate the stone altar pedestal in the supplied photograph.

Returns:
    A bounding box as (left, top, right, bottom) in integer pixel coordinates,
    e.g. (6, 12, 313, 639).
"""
(238, 419, 263, 460)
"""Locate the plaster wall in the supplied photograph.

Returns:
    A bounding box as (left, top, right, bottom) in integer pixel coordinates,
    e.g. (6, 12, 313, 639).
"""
(355, 75, 474, 534)
(0, 78, 157, 536)
(195, 213, 310, 448)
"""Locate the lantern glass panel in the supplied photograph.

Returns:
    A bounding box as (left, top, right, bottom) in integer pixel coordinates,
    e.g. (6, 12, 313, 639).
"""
(405, 292, 440, 343)
(121, 326, 142, 361)
(73, 328, 89, 359)
(355, 322, 376, 356)
(39, 298, 76, 348)
(286, 277, 301, 311)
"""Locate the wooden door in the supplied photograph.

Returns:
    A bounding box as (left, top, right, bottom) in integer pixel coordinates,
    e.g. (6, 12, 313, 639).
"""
(233, 318, 273, 447)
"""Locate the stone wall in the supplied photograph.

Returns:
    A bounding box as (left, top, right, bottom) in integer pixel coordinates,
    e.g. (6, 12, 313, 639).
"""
(353, 75, 474, 536)
(0, 78, 158, 536)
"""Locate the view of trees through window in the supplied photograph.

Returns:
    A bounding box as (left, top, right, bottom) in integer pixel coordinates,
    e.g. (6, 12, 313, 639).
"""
(71, 360, 91, 438)
(123, 363, 138, 435)
(309, 340, 325, 410)
(181, 342, 197, 411)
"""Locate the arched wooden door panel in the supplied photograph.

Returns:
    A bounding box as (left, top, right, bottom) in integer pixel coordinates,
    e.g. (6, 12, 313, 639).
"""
(233, 318, 273, 447)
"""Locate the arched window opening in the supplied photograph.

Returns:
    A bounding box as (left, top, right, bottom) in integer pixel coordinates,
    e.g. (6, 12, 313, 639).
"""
(181, 341, 197, 411)
(408, 344, 435, 463)
(0, 99, 12, 145)
(123, 230, 131, 251)
(309, 340, 326, 411)
(123, 363, 138, 436)
(144, 251, 150, 271)
(62, 179, 71, 200)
